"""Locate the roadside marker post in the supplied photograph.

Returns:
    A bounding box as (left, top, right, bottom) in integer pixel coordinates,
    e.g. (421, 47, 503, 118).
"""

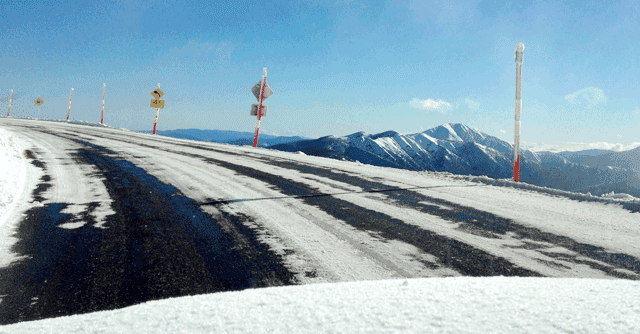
(66, 88, 74, 121)
(514, 42, 525, 182)
(100, 83, 106, 125)
(6, 90, 12, 117)
(151, 84, 165, 135)
(250, 68, 273, 147)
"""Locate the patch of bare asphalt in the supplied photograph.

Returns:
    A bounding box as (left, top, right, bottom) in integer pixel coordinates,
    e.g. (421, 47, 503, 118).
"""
(0, 136, 295, 325)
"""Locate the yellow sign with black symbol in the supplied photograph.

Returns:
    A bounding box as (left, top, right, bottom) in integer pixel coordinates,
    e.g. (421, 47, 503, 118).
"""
(151, 99, 165, 108)
(151, 88, 165, 100)
(35, 97, 44, 106)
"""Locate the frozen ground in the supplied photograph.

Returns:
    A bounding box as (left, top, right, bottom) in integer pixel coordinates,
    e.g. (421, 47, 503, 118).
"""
(1, 118, 639, 333)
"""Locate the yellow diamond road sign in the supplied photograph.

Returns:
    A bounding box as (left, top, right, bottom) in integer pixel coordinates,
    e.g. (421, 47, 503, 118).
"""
(151, 88, 165, 100)
(151, 99, 165, 109)
(35, 97, 44, 106)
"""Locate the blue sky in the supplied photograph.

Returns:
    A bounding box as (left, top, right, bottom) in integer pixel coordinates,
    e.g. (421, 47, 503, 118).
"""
(1, 0, 639, 146)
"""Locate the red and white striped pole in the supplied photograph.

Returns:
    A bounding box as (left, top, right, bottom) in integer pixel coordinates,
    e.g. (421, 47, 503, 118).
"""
(514, 43, 525, 182)
(153, 83, 160, 135)
(253, 68, 267, 147)
(6, 90, 12, 117)
(100, 83, 106, 125)
(66, 88, 74, 121)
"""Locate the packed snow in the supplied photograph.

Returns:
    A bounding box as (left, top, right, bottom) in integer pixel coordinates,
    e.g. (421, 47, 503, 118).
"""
(452, 174, 640, 204)
(1, 119, 640, 333)
(0, 127, 28, 268)
(2, 277, 639, 334)
(0, 128, 24, 228)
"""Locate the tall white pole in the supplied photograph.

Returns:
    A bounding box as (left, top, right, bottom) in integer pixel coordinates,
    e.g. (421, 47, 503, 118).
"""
(100, 83, 106, 125)
(66, 88, 74, 121)
(6, 90, 12, 117)
(252, 68, 267, 147)
(514, 42, 525, 182)
(153, 83, 160, 135)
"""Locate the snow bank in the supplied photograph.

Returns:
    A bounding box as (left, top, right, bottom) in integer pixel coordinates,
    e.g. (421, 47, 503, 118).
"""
(451, 174, 640, 204)
(0, 127, 25, 230)
(9, 117, 131, 132)
(2, 277, 639, 333)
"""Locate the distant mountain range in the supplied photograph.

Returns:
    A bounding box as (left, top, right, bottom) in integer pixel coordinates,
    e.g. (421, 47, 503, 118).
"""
(136, 129, 308, 147)
(269, 123, 640, 198)
(138, 124, 640, 198)
(558, 148, 640, 174)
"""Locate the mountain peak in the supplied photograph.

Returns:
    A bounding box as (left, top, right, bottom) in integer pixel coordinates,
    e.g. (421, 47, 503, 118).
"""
(425, 123, 493, 142)
(370, 130, 401, 140)
(422, 123, 514, 156)
(346, 131, 367, 138)
(424, 124, 464, 141)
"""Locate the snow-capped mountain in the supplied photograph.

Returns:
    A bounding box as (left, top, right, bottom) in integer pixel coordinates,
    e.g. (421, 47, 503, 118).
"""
(270, 123, 640, 197)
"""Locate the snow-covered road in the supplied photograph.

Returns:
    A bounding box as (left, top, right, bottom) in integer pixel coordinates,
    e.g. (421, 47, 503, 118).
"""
(1, 117, 640, 326)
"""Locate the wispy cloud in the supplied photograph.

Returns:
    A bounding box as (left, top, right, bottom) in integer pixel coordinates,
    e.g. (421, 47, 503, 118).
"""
(463, 97, 480, 112)
(564, 87, 608, 107)
(500, 129, 506, 134)
(521, 141, 640, 153)
(409, 98, 452, 112)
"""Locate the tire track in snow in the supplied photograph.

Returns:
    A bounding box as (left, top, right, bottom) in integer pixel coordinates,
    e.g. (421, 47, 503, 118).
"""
(253, 157, 640, 280)
(66, 132, 538, 277)
(33, 127, 640, 278)
(60, 130, 414, 281)
(117, 133, 637, 278)
(105, 132, 639, 279)
(194, 156, 541, 277)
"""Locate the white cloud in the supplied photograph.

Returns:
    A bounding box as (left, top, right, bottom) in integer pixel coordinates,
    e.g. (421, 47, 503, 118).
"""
(409, 98, 452, 112)
(521, 141, 640, 153)
(564, 87, 608, 107)
(464, 97, 480, 112)
(500, 129, 506, 134)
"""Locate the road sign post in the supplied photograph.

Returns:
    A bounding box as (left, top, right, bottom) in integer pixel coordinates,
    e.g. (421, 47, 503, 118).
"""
(6, 90, 12, 117)
(514, 42, 525, 182)
(100, 83, 106, 125)
(35, 97, 44, 119)
(150, 84, 165, 135)
(66, 88, 74, 121)
(251, 68, 273, 147)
